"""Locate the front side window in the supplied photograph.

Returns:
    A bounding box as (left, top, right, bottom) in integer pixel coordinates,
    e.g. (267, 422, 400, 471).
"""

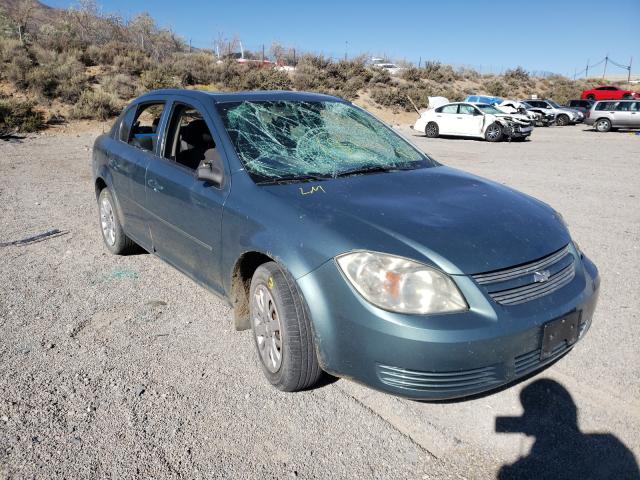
(475, 104, 503, 115)
(216, 100, 432, 182)
(128, 103, 165, 152)
(163, 104, 216, 170)
(458, 104, 477, 115)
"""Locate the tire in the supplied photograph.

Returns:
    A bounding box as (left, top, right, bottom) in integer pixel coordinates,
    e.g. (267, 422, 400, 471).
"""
(595, 118, 612, 132)
(484, 123, 503, 142)
(556, 114, 570, 126)
(622, 94, 632, 99)
(586, 94, 596, 100)
(425, 122, 439, 138)
(97, 188, 137, 255)
(249, 262, 322, 392)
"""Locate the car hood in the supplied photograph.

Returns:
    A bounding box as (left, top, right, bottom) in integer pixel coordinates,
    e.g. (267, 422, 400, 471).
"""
(263, 166, 570, 275)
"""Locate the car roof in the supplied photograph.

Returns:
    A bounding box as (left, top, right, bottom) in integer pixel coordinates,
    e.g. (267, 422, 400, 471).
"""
(136, 89, 346, 104)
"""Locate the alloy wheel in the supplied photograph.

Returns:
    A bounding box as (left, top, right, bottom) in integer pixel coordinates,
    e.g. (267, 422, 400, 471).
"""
(487, 125, 501, 140)
(252, 284, 284, 373)
(100, 196, 116, 246)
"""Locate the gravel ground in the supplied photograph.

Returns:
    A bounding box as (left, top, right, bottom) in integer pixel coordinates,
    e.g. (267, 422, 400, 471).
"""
(1, 124, 639, 479)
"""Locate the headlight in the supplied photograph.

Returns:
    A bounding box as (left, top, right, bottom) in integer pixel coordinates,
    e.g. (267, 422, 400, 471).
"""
(554, 211, 584, 258)
(336, 251, 468, 314)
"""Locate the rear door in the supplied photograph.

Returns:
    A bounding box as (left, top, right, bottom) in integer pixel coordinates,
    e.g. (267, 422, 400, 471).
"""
(613, 101, 634, 126)
(629, 102, 640, 127)
(144, 96, 230, 293)
(434, 104, 459, 134)
(108, 99, 168, 248)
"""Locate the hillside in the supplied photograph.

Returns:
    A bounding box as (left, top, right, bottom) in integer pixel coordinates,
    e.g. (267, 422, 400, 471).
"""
(0, 0, 634, 136)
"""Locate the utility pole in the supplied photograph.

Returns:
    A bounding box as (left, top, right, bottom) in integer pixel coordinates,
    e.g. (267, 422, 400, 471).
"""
(344, 41, 348, 61)
(585, 59, 589, 78)
(293, 48, 296, 66)
(262, 44, 265, 63)
(418, 56, 421, 68)
(602, 55, 608, 80)
(189, 39, 192, 53)
(573, 68, 577, 81)
(629, 57, 633, 83)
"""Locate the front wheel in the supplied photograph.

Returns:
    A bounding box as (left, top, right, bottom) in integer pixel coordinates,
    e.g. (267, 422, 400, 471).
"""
(97, 188, 136, 255)
(249, 262, 322, 391)
(586, 94, 596, 100)
(622, 94, 632, 99)
(556, 114, 570, 126)
(595, 118, 612, 132)
(425, 121, 439, 138)
(484, 123, 503, 142)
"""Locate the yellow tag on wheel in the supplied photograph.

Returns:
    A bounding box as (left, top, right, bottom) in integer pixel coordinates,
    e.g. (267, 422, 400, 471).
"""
(267, 276, 274, 289)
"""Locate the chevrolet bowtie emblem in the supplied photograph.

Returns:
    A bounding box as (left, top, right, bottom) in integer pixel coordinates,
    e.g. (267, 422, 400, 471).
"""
(533, 270, 551, 283)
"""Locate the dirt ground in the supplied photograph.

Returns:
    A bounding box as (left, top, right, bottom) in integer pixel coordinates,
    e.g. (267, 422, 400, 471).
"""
(1, 122, 639, 479)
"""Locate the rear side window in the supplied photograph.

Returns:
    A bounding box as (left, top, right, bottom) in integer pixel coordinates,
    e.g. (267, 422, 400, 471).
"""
(615, 102, 633, 111)
(437, 105, 458, 114)
(127, 103, 166, 153)
(595, 102, 617, 111)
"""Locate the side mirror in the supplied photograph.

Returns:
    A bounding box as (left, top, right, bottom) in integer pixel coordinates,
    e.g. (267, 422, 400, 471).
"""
(197, 149, 224, 186)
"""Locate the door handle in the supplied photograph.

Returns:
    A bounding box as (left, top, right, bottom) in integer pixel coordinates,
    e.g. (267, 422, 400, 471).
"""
(147, 179, 163, 192)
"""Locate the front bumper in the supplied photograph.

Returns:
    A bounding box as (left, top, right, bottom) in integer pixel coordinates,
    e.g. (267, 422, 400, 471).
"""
(297, 249, 599, 400)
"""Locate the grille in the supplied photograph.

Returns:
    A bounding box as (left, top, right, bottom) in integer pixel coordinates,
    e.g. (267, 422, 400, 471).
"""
(376, 364, 502, 393)
(514, 341, 572, 376)
(472, 245, 576, 306)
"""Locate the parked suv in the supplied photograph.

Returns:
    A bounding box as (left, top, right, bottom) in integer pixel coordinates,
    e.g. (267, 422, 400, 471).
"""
(585, 100, 640, 132)
(521, 99, 583, 126)
(581, 85, 640, 101)
(566, 99, 594, 116)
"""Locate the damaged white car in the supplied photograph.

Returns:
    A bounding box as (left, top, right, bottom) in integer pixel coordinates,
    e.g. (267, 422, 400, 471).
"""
(414, 99, 534, 142)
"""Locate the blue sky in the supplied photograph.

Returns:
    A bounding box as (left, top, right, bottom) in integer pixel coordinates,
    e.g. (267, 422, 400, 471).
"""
(42, 0, 640, 76)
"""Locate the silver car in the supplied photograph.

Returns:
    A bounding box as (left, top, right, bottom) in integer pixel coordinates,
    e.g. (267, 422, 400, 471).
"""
(586, 100, 640, 132)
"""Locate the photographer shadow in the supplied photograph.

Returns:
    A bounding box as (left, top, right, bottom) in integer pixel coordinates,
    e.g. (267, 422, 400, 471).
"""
(496, 378, 639, 480)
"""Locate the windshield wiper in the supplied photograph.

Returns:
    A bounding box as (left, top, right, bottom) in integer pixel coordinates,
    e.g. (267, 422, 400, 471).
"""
(333, 164, 417, 178)
(255, 173, 332, 185)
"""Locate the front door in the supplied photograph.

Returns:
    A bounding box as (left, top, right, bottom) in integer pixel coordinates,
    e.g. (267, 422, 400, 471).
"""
(144, 99, 229, 293)
(457, 104, 484, 136)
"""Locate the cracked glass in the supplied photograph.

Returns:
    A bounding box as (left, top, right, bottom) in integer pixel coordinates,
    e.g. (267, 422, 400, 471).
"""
(216, 100, 433, 183)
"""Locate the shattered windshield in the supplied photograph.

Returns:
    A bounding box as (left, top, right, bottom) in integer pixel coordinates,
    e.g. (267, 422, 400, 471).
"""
(216, 100, 433, 183)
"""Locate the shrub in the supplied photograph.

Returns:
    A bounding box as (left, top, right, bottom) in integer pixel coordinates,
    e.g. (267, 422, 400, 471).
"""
(166, 52, 217, 85)
(113, 51, 151, 76)
(70, 90, 120, 120)
(240, 68, 292, 91)
(483, 78, 509, 97)
(371, 84, 431, 111)
(0, 98, 45, 135)
(422, 62, 459, 83)
(102, 73, 138, 99)
(368, 68, 391, 85)
(401, 67, 422, 82)
(139, 68, 178, 91)
(26, 54, 87, 102)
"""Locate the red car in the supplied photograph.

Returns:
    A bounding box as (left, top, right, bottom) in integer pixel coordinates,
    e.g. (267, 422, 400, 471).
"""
(580, 85, 640, 100)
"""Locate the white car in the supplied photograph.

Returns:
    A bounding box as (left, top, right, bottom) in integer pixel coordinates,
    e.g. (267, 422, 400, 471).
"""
(413, 100, 534, 142)
(371, 62, 404, 76)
